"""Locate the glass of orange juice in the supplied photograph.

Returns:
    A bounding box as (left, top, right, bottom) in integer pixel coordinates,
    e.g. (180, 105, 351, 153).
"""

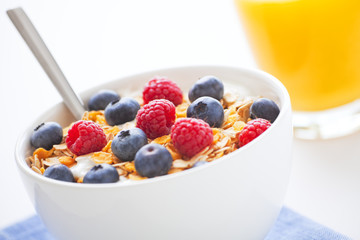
(234, 0, 360, 139)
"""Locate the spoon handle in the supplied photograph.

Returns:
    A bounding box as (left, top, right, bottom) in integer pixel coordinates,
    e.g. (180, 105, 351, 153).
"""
(7, 7, 85, 120)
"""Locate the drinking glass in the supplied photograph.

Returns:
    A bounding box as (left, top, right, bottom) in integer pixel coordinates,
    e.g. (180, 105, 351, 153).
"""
(234, 0, 360, 139)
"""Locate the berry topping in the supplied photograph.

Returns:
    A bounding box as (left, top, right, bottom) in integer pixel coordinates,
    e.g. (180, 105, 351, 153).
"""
(250, 98, 280, 123)
(143, 77, 183, 106)
(66, 120, 107, 156)
(170, 118, 213, 158)
(188, 75, 224, 102)
(104, 97, 140, 126)
(111, 128, 148, 162)
(43, 164, 75, 182)
(30, 122, 63, 150)
(136, 99, 176, 139)
(134, 143, 173, 178)
(83, 164, 119, 183)
(87, 89, 120, 111)
(238, 118, 271, 147)
(187, 96, 224, 128)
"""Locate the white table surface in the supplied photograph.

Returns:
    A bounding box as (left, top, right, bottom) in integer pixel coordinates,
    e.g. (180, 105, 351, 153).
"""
(1, 0, 359, 239)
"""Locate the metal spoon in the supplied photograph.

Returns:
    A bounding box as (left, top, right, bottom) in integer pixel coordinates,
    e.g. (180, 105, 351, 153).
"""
(7, 7, 86, 120)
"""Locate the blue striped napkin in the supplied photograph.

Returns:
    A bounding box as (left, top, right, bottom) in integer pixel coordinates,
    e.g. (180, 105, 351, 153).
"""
(0, 207, 352, 240)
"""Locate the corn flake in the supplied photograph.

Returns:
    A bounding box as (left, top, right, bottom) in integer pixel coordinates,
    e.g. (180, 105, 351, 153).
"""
(27, 92, 258, 181)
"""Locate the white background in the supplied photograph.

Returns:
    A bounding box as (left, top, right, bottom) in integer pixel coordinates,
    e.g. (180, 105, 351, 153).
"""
(1, 0, 360, 239)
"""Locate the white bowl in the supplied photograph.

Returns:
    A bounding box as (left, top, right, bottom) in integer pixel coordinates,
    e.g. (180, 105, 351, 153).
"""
(15, 65, 292, 240)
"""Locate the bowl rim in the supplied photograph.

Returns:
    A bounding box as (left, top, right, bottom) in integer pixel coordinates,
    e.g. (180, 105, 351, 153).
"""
(15, 64, 291, 189)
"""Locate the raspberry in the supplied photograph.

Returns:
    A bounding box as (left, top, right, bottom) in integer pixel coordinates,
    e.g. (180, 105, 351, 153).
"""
(238, 118, 271, 147)
(66, 120, 107, 156)
(142, 77, 183, 106)
(171, 118, 213, 158)
(136, 99, 176, 139)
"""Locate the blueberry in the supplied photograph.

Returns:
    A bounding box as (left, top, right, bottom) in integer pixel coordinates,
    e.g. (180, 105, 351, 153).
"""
(250, 98, 280, 123)
(111, 128, 148, 162)
(43, 164, 75, 182)
(30, 122, 63, 150)
(104, 97, 140, 126)
(134, 143, 173, 178)
(83, 164, 119, 183)
(187, 96, 224, 128)
(192, 161, 208, 168)
(88, 89, 120, 111)
(188, 75, 224, 102)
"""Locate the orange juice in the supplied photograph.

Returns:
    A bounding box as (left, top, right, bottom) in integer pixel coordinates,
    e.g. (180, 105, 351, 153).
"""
(234, 0, 360, 111)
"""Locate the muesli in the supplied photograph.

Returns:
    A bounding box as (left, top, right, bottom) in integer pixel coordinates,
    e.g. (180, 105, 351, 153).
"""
(27, 75, 279, 183)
